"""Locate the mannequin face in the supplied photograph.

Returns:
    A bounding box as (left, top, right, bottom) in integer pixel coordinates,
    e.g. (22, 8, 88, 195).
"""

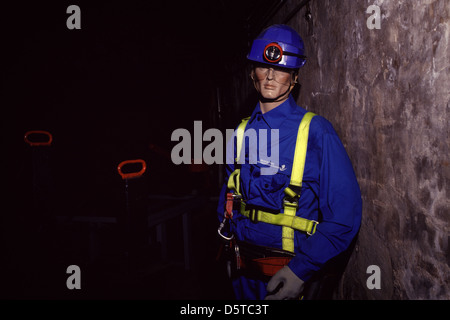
(251, 64, 297, 102)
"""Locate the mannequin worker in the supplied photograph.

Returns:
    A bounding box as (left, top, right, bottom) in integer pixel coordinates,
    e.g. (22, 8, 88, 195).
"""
(217, 24, 362, 300)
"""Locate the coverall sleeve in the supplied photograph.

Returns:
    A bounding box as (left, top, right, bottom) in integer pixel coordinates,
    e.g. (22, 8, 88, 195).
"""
(288, 127, 362, 282)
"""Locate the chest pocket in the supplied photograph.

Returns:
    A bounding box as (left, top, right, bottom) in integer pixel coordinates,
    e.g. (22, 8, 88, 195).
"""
(243, 164, 290, 211)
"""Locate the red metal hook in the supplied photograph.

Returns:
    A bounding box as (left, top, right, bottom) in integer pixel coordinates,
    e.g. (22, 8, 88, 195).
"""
(117, 159, 147, 180)
(24, 130, 53, 146)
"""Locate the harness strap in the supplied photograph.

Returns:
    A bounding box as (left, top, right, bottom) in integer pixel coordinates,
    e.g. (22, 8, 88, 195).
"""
(290, 112, 315, 188)
(282, 111, 316, 252)
(240, 202, 318, 235)
(227, 112, 317, 253)
(227, 168, 241, 193)
(235, 117, 250, 164)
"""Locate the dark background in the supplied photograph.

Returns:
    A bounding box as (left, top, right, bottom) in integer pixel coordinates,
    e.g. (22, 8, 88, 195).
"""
(3, 0, 448, 302)
(1, 0, 279, 299)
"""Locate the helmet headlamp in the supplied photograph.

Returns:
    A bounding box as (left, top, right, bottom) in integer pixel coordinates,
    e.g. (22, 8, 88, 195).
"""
(263, 42, 306, 65)
(263, 43, 283, 63)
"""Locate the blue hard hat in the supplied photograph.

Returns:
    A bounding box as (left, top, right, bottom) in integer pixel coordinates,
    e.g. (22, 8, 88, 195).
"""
(247, 24, 306, 69)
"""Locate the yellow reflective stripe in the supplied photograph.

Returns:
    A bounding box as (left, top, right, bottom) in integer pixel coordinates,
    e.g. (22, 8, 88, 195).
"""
(290, 112, 315, 188)
(235, 117, 250, 164)
(239, 204, 318, 235)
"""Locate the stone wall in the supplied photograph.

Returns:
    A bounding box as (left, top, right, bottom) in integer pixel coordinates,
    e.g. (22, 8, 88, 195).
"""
(265, 0, 449, 299)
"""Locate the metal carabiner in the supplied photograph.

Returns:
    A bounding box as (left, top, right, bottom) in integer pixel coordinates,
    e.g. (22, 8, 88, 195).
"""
(217, 216, 234, 241)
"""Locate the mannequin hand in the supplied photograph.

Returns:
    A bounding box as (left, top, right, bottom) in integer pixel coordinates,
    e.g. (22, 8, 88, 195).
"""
(265, 266, 305, 300)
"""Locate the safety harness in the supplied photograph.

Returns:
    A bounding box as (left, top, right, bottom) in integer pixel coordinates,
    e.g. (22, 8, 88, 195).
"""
(218, 112, 319, 277)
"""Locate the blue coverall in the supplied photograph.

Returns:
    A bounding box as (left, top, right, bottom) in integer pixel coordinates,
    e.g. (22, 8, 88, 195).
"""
(217, 95, 362, 299)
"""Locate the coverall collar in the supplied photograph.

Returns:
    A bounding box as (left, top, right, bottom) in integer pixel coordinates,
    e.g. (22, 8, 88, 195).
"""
(250, 94, 298, 129)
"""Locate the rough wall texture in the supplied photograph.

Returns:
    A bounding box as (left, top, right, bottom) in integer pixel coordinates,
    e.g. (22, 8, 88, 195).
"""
(267, 0, 449, 299)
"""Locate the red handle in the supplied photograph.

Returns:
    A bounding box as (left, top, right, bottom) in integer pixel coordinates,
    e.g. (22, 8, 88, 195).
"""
(117, 159, 147, 180)
(24, 130, 53, 146)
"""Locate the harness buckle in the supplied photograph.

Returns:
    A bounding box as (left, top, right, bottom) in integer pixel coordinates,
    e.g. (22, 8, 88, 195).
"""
(232, 194, 242, 200)
(283, 196, 299, 208)
(249, 209, 259, 223)
(307, 220, 319, 236)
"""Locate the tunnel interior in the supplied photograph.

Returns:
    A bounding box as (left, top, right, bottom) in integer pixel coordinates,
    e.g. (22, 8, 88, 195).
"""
(1, 0, 448, 300)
